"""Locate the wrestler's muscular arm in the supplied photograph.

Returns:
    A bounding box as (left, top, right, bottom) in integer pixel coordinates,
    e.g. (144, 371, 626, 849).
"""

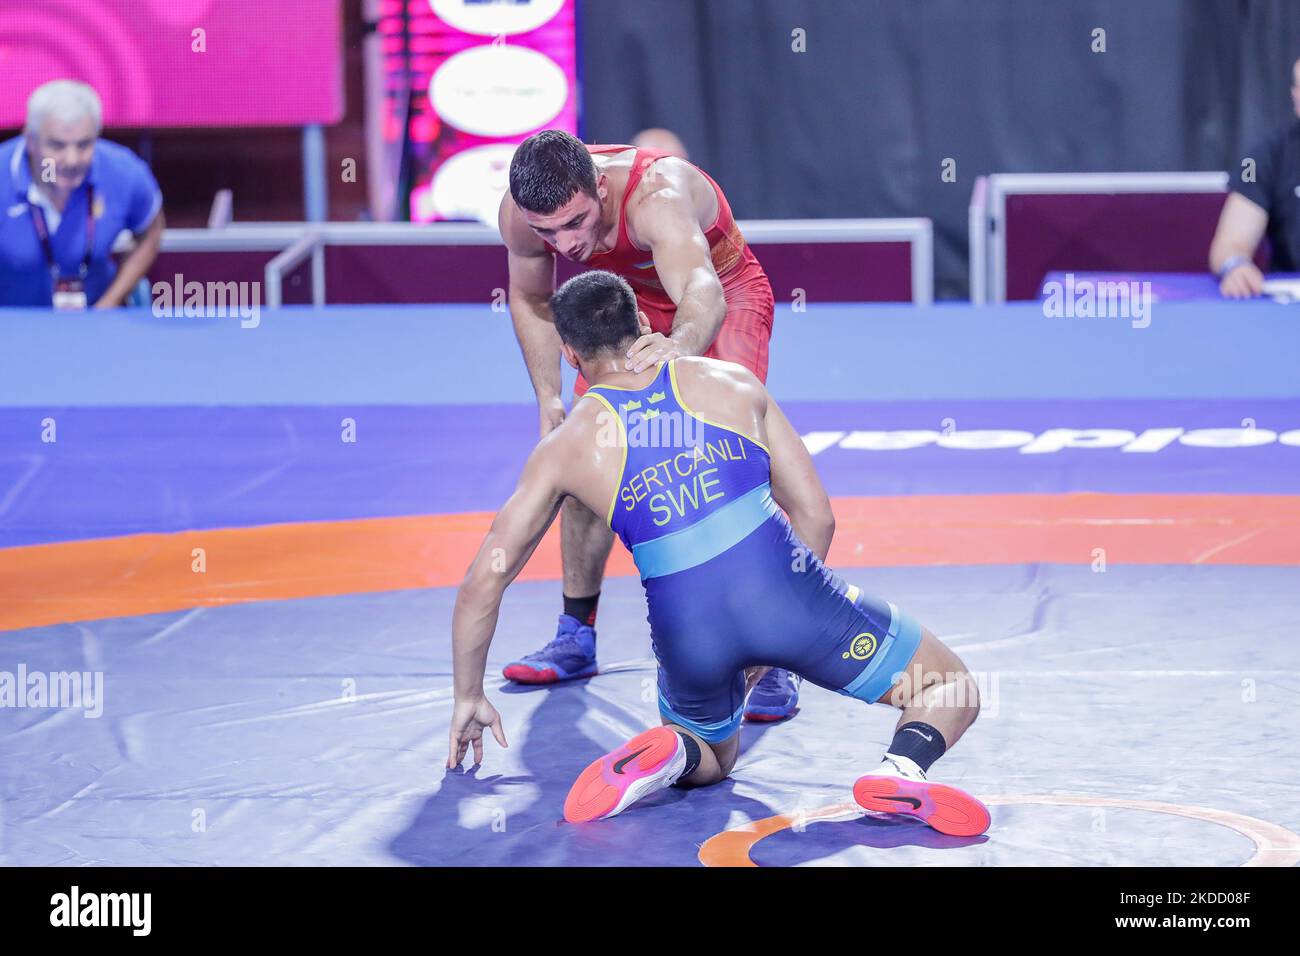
(763, 389, 835, 561)
(499, 196, 566, 435)
(623, 163, 727, 372)
(448, 432, 567, 767)
(682, 358, 835, 560)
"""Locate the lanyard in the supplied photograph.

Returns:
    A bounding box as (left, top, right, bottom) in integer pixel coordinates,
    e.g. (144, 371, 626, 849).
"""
(29, 184, 95, 281)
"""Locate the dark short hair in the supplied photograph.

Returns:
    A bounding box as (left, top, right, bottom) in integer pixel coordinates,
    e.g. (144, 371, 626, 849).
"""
(509, 130, 597, 214)
(551, 271, 639, 358)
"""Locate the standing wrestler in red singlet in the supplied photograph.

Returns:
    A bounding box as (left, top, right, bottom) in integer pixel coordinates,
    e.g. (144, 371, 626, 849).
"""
(496, 129, 800, 722)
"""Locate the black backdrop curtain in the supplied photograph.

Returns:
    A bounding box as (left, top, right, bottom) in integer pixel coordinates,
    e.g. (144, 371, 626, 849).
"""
(577, 0, 1300, 299)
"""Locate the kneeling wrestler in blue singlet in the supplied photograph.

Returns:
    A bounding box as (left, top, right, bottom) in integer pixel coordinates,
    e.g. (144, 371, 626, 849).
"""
(448, 270, 989, 836)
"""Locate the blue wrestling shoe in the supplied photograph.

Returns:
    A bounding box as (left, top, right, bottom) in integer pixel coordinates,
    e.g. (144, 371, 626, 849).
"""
(502, 614, 598, 684)
(745, 668, 801, 721)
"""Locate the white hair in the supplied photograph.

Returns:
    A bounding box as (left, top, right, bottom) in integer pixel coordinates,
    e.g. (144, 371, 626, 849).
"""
(25, 80, 102, 136)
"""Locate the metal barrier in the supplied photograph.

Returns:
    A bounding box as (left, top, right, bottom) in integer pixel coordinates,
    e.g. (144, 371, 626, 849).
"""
(126, 218, 934, 306)
(974, 172, 1229, 302)
(968, 176, 989, 305)
(264, 232, 323, 309)
(740, 218, 933, 305)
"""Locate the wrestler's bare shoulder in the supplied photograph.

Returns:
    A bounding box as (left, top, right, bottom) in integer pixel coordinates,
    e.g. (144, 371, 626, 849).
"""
(672, 356, 766, 410)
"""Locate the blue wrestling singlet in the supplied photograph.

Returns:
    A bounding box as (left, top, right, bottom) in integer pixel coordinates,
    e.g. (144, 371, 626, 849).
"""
(583, 360, 924, 743)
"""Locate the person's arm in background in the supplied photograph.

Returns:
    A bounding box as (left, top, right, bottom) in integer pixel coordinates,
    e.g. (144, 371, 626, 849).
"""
(1211, 129, 1278, 300)
(95, 210, 164, 309)
(1209, 193, 1267, 299)
(499, 196, 565, 435)
(448, 433, 567, 767)
(763, 387, 835, 561)
(95, 154, 164, 309)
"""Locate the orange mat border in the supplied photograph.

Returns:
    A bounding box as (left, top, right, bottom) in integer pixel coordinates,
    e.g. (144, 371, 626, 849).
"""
(2, 493, 1297, 632)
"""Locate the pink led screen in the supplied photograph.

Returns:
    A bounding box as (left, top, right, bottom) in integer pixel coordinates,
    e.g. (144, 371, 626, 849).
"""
(0, 0, 344, 128)
(377, 0, 579, 222)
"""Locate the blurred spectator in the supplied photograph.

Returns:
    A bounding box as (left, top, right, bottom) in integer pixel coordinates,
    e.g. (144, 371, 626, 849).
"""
(0, 80, 164, 309)
(631, 127, 690, 160)
(1210, 56, 1300, 298)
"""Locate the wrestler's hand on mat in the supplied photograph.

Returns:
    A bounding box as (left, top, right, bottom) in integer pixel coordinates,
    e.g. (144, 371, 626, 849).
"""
(448, 696, 508, 769)
(625, 332, 681, 373)
(538, 394, 567, 437)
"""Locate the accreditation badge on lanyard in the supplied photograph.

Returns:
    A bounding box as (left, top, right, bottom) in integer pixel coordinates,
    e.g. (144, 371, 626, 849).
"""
(30, 185, 95, 311)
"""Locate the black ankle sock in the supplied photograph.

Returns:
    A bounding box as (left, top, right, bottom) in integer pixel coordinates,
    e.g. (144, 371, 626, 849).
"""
(887, 721, 947, 773)
(675, 732, 701, 781)
(563, 592, 601, 627)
